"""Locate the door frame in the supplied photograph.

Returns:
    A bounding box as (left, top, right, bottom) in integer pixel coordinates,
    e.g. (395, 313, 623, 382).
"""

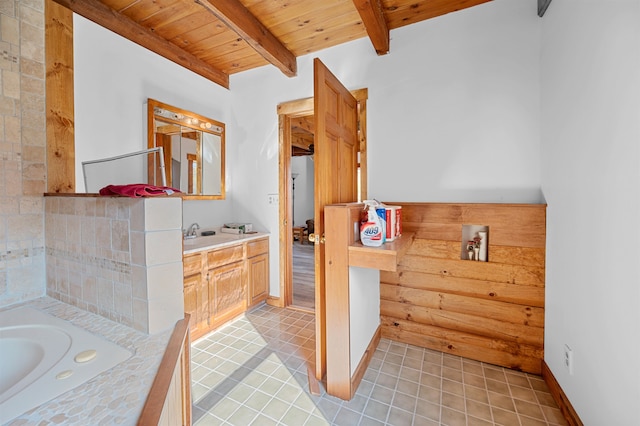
(273, 89, 368, 310)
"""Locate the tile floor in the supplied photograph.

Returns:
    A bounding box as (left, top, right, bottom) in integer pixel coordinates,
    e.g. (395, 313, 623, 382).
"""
(190, 305, 567, 426)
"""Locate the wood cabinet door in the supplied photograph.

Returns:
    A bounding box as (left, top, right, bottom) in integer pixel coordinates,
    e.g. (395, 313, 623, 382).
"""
(248, 253, 269, 306)
(183, 274, 199, 332)
(196, 274, 209, 336)
(184, 273, 209, 340)
(183, 252, 209, 339)
(209, 261, 246, 327)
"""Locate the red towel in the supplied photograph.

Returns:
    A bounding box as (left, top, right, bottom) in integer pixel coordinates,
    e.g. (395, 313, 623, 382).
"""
(99, 184, 181, 198)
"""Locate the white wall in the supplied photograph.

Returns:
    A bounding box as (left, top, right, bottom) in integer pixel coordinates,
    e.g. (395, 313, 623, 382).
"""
(349, 267, 380, 376)
(64, 2, 640, 421)
(73, 15, 234, 229)
(230, 0, 542, 296)
(291, 156, 314, 227)
(540, 0, 640, 423)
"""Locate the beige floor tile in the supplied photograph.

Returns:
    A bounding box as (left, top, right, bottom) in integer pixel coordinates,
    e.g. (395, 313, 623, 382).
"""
(190, 304, 568, 426)
(363, 399, 390, 420)
(442, 391, 466, 412)
(467, 415, 495, 426)
(441, 406, 467, 425)
(464, 371, 487, 389)
(414, 399, 441, 421)
(486, 377, 511, 394)
(391, 391, 417, 413)
(442, 377, 465, 395)
(484, 366, 507, 382)
(542, 404, 569, 424)
(281, 405, 312, 425)
(466, 399, 493, 421)
(261, 397, 290, 421)
(208, 397, 240, 420)
(520, 415, 549, 426)
(305, 414, 332, 426)
(226, 405, 258, 424)
(243, 389, 271, 411)
(386, 406, 413, 425)
(418, 384, 442, 403)
(465, 384, 490, 404)
(332, 407, 361, 426)
(536, 389, 559, 407)
(514, 398, 546, 419)
(492, 406, 521, 425)
(489, 391, 517, 412)
(396, 377, 419, 396)
(510, 384, 538, 402)
(505, 371, 532, 388)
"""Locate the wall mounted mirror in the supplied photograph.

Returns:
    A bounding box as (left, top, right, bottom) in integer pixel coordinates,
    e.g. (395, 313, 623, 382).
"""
(148, 98, 225, 199)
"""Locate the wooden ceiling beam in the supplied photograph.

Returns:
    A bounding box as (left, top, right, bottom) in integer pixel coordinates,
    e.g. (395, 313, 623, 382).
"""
(292, 146, 313, 157)
(291, 133, 313, 151)
(291, 116, 315, 135)
(50, 0, 229, 88)
(196, 0, 297, 77)
(352, 0, 389, 55)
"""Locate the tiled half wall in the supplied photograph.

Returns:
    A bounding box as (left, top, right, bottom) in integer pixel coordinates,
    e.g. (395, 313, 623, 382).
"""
(45, 195, 184, 334)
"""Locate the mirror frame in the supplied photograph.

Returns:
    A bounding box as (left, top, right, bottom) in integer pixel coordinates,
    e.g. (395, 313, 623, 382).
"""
(147, 98, 225, 200)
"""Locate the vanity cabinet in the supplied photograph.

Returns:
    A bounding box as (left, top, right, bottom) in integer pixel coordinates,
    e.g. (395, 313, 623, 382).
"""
(183, 236, 269, 340)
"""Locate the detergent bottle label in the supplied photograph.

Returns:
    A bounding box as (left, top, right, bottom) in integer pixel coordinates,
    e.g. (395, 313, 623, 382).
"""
(362, 224, 381, 238)
(360, 202, 384, 247)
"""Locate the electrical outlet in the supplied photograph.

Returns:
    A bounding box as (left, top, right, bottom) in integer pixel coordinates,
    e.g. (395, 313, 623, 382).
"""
(267, 194, 278, 205)
(564, 344, 574, 375)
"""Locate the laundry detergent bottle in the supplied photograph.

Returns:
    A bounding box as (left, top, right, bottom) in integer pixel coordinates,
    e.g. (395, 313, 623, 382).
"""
(360, 201, 384, 247)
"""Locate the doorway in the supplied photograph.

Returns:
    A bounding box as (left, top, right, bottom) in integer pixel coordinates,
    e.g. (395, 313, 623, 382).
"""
(291, 116, 315, 310)
(276, 89, 368, 312)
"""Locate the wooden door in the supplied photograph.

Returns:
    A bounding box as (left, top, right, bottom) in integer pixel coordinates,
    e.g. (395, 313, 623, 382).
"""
(313, 58, 359, 380)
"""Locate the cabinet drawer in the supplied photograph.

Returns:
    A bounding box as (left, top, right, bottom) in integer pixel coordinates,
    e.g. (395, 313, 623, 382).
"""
(207, 244, 244, 269)
(247, 238, 269, 258)
(183, 253, 202, 277)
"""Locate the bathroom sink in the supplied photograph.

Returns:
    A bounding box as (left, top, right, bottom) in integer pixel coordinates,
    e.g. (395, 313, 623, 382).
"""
(183, 233, 242, 250)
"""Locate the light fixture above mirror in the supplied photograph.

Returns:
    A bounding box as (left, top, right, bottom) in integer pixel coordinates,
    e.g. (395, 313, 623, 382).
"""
(148, 99, 225, 199)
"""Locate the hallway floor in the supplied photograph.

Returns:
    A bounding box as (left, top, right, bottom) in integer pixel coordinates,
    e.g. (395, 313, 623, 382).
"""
(292, 242, 315, 310)
(191, 304, 567, 426)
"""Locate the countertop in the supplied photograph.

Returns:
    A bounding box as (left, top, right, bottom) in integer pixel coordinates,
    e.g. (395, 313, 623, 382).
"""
(182, 231, 269, 254)
(2, 297, 172, 425)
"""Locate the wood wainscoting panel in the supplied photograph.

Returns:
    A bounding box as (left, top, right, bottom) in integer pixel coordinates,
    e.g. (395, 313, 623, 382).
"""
(380, 203, 546, 374)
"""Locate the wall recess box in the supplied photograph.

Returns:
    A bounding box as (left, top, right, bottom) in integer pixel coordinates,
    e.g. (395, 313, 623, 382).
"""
(461, 224, 489, 261)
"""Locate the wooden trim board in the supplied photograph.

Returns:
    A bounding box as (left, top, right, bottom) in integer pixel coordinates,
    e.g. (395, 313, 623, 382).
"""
(45, 0, 75, 193)
(138, 315, 191, 425)
(541, 361, 584, 426)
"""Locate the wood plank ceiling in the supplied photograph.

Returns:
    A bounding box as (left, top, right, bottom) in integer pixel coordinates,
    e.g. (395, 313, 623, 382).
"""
(53, 0, 492, 89)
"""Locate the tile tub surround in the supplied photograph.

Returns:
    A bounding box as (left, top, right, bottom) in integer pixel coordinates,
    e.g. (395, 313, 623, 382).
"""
(0, 0, 47, 308)
(45, 195, 184, 334)
(2, 297, 172, 425)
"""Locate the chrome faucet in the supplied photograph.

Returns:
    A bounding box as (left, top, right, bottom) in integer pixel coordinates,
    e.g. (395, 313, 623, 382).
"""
(185, 223, 200, 238)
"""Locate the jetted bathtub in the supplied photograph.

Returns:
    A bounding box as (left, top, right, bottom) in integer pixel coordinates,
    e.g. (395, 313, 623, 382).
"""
(0, 306, 132, 424)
